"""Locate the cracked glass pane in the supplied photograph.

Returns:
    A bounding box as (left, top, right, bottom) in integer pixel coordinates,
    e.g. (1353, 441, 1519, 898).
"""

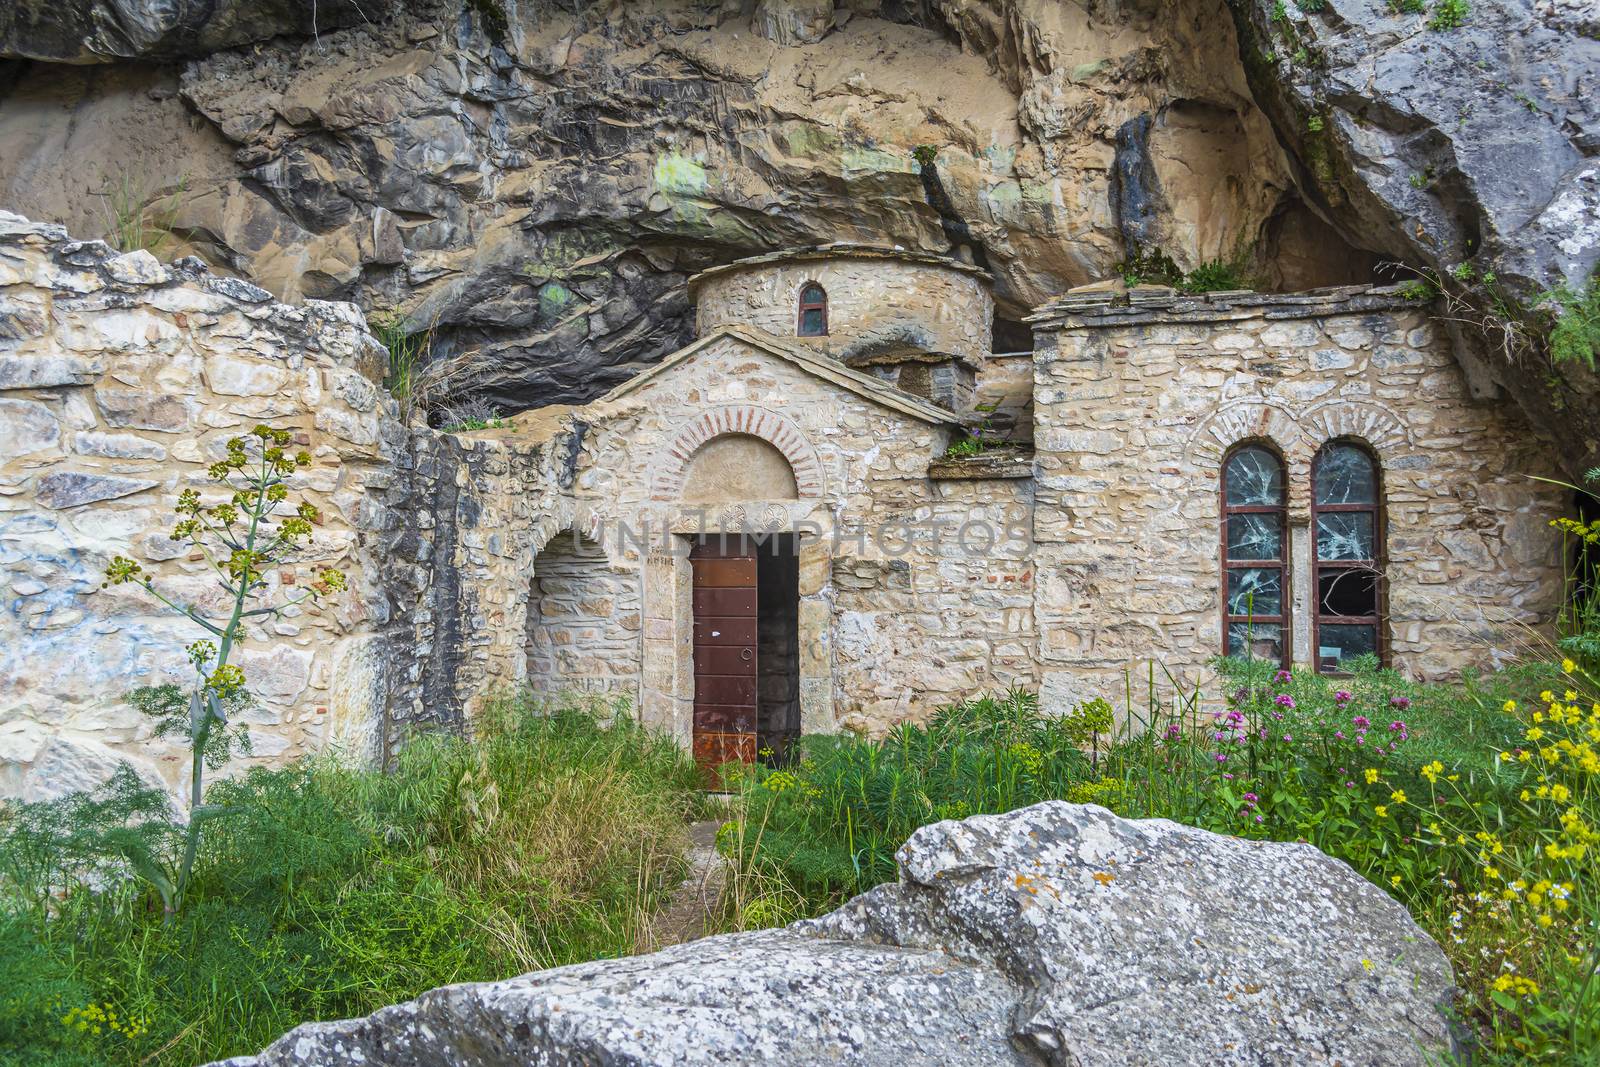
(1227, 514, 1282, 561)
(1224, 447, 1283, 506)
(1318, 623, 1377, 671)
(1316, 512, 1375, 561)
(1227, 622, 1282, 661)
(1314, 444, 1376, 504)
(1227, 567, 1282, 616)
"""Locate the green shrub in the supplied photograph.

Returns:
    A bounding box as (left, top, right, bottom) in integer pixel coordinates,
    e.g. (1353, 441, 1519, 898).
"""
(1177, 258, 1255, 294)
(97, 170, 188, 257)
(1428, 0, 1470, 30)
(0, 697, 700, 1066)
(1540, 269, 1600, 371)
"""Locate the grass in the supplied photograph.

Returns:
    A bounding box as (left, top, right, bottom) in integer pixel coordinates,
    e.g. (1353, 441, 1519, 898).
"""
(726, 652, 1600, 1063)
(0, 696, 702, 1066)
(97, 171, 188, 258)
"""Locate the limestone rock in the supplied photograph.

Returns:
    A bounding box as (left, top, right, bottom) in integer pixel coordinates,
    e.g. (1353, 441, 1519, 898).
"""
(36, 470, 158, 508)
(73, 430, 167, 460)
(0, 354, 103, 388)
(0, 398, 62, 457)
(94, 388, 190, 432)
(19, 734, 165, 803)
(214, 802, 1458, 1067)
(1229, 0, 1600, 472)
(104, 249, 168, 286)
(0, 0, 377, 63)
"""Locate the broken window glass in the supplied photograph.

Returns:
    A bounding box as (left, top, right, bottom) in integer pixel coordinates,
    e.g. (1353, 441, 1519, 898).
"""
(1317, 623, 1377, 671)
(1318, 568, 1379, 617)
(1223, 446, 1283, 506)
(1227, 567, 1282, 616)
(1228, 622, 1283, 661)
(1314, 443, 1376, 504)
(1316, 512, 1375, 561)
(1226, 514, 1282, 561)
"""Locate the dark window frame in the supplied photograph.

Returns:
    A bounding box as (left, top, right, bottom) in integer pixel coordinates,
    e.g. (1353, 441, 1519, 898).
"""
(1220, 441, 1290, 667)
(796, 282, 828, 336)
(1310, 438, 1387, 674)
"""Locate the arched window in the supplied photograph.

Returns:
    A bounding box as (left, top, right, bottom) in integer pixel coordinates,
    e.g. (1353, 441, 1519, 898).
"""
(797, 282, 828, 336)
(1222, 443, 1288, 664)
(1312, 440, 1385, 672)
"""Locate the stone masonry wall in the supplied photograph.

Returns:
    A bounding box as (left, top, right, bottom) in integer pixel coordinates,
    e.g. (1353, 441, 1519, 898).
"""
(0, 212, 406, 801)
(1027, 285, 1567, 711)
(692, 250, 994, 367)
(382, 422, 587, 746)
(524, 531, 642, 705)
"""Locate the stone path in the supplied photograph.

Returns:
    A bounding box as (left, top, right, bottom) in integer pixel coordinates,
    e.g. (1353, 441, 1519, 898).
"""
(636, 819, 728, 952)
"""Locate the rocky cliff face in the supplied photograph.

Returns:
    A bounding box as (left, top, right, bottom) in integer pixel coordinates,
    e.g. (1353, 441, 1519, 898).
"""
(213, 802, 1459, 1066)
(0, 0, 1594, 471)
(1227, 0, 1600, 474)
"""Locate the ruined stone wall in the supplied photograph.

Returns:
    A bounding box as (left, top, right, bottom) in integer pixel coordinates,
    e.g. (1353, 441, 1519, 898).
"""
(0, 212, 405, 800)
(691, 251, 994, 367)
(382, 422, 591, 746)
(1027, 285, 1567, 711)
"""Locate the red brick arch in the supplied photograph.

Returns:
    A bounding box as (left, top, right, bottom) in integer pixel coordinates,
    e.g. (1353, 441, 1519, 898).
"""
(652, 405, 825, 500)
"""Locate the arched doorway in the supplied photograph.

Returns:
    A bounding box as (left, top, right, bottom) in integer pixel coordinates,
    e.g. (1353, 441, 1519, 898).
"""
(524, 530, 640, 707)
(681, 433, 802, 779)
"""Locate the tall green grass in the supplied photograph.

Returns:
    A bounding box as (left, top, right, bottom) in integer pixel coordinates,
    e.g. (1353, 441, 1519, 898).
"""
(0, 697, 701, 1067)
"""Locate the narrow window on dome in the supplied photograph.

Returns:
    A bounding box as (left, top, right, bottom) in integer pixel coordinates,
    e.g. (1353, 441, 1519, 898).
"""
(797, 283, 828, 337)
(1222, 443, 1288, 666)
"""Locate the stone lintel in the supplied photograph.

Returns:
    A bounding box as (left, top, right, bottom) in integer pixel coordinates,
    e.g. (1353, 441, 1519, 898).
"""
(928, 449, 1035, 481)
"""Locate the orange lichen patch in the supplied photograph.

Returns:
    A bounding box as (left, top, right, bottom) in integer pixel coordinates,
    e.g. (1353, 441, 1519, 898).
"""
(1092, 871, 1115, 886)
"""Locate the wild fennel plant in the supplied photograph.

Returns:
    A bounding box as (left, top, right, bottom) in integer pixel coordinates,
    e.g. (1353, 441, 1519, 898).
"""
(100, 424, 345, 917)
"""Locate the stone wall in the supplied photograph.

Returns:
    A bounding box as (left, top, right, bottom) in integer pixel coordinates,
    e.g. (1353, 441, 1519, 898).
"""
(381, 421, 591, 745)
(0, 211, 405, 800)
(524, 531, 642, 705)
(691, 248, 994, 368)
(1027, 285, 1567, 709)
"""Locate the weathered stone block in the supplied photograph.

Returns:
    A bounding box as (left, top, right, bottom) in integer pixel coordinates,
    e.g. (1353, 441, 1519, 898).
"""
(73, 430, 167, 460)
(95, 388, 190, 432)
(0, 354, 103, 388)
(0, 398, 61, 457)
(105, 250, 169, 286)
(205, 354, 290, 396)
(36, 470, 158, 509)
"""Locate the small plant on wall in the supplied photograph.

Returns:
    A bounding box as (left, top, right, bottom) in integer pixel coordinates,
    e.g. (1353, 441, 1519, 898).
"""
(99, 425, 346, 918)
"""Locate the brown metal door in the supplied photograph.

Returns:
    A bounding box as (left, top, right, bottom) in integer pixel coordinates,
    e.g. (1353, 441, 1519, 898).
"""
(691, 539, 757, 781)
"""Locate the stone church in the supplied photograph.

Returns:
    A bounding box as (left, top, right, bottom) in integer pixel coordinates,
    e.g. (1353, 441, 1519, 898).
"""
(471, 244, 1565, 768)
(0, 219, 1567, 792)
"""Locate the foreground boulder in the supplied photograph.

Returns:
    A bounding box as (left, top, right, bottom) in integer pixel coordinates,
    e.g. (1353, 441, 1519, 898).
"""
(215, 802, 1457, 1066)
